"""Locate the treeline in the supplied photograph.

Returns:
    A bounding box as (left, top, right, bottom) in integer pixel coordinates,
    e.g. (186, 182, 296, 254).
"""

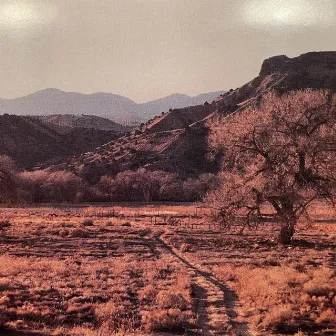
(0, 156, 219, 203)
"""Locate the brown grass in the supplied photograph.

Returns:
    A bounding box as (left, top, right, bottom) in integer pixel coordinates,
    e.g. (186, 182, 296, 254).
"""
(214, 265, 335, 333)
(0, 202, 334, 335)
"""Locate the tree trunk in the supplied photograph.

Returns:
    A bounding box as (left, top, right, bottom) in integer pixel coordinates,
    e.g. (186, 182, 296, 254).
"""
(278, 219, 296, 245)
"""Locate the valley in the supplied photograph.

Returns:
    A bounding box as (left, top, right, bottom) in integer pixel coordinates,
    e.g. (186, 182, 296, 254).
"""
(0, 51, 335, 336)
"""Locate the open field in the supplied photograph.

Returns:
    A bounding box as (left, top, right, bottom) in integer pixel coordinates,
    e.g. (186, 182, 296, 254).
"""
(0, 203, 335, 336)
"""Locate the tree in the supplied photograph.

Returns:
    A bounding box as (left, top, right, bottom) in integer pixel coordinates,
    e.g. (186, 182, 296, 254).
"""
(98, 169, 182, 202)
(206, 90, 336, 244)
(19, 170, 50, 203)
(183, 173, 219, 201)
(44, 171, 84, 202)
(0, 156, 17, 203)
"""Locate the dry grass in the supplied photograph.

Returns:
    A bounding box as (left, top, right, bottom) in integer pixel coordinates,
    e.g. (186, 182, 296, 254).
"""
(0, 202, 334, 335)
(214, 265, 335, 333)
(140, 275, 194, 332)
(0, 252, 194, 334)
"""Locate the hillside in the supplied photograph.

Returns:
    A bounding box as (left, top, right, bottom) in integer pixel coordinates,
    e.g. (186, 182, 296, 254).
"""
(32, 114, 129, 133)
(49, 51, 336, 181)
(0, 90, 225, 125)
(0, 115, 127, 168)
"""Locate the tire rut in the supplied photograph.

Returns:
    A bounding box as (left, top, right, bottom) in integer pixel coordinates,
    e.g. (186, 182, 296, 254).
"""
(146, 232, 251, 336)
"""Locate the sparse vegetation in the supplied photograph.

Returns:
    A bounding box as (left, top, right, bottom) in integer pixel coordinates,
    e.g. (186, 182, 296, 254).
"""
(0, 203, 334, 335)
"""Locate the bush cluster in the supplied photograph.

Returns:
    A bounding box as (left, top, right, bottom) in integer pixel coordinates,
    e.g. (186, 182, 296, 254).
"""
(0, 155, 219, 203)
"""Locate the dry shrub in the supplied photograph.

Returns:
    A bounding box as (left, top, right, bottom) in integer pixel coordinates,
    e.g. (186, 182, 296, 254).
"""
(95, 301, 121, 320)
(82, 218, 94, 226)
(0, 278, 11, 291)
(214, 265, 336, 332)
(0, 255, 35, 277)
(141, 259, 173, 282)
(294, 331, 308, 336)
(54, 323, 136, 336)
(70, 228, 90, 238)
(303, 267, 334, 296)
(260, 304, 294, 329)
(94, 299, 136, 332)
(0, 295, 10, 305)
(179, 242, 192, 252)
(315, 308, 336, 323)
(141, 308, 193, 332)
(138, 284, 157, 301)
(155, 290, 189, 310)
(0, 220, 11, 230)
(6, 320, 26, 330)
(140, 274, 194, 332)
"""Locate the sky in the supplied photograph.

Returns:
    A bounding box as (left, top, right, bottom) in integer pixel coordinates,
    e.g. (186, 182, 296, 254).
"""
(0, 0, 335, 103)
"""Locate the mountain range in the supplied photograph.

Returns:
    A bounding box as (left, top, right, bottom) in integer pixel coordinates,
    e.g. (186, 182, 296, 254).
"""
(0, 90, 225, 125)
(48, 51, 336, 181)
(1, 51, 335, 175)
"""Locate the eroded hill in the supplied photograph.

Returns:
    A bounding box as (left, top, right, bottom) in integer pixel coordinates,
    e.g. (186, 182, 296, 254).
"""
(0, 114, 127, 168)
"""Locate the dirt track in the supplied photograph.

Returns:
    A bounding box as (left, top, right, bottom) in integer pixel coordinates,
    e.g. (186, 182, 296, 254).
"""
(144, 232, 251, 336)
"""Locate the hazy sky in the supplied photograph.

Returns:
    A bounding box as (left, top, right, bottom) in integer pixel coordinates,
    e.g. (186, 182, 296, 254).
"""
(0, 0, 335, 102)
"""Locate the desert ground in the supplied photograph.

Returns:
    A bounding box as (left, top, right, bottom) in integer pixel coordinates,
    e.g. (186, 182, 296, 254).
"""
(0, 203, 335, 336)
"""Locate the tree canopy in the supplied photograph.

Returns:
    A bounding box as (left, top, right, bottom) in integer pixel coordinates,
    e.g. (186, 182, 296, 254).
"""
(207, 90, 336, 244)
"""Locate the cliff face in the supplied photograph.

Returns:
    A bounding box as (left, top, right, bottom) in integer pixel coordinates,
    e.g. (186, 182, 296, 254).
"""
(260, 52, 336, 76)
(259, 52, 336, 91)
(212, 51, 336, 118)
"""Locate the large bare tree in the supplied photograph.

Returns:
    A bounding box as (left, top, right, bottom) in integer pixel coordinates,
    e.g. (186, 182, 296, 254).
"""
(207, 90, 336, 244)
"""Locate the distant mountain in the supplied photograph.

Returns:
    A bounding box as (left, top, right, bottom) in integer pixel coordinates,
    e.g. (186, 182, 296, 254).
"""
(0, 114, 127, 168)
(0, 89, 138, 125)
(0, 89, 226, 125)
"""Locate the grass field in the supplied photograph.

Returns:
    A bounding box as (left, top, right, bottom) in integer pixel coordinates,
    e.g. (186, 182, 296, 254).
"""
(0, 203, 335, 336)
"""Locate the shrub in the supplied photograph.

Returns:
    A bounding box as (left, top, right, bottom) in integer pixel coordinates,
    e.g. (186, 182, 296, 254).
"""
(95, 301, 123, 323)
(155, 291, 189, 310)
(260, 304, 294, 330)
(70, 229, 90, 238)
(142, 308, 192, 332)
(0, 220, 11, 230)
(0, 278, 11, 291)
(82, 219, 94, 227)
(139, 284, 157, 301)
